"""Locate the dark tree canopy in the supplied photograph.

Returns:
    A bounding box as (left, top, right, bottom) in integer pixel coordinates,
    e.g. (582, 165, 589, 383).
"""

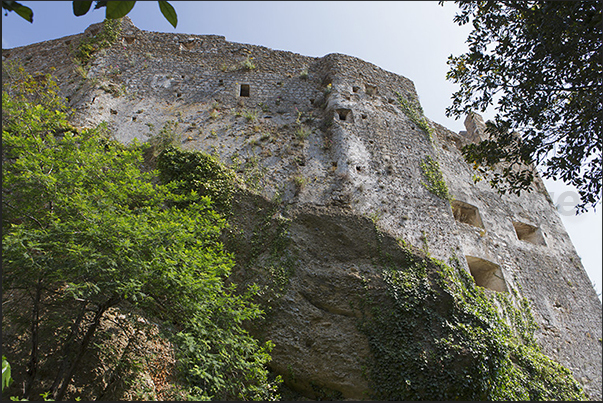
(443, 1, 602, 213)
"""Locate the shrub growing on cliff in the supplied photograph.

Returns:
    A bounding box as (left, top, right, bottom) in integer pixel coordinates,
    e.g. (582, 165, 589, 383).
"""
(156, 146, 237, 213)
(73, 18, 121, 66)
(241, 56, 256, 70)
(2, 62, 280, 401)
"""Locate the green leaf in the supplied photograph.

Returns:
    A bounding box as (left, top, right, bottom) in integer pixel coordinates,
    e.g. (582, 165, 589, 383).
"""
(158, 1, 177, 28)
(2, 356, 12, 391)
(105, 0, 135, 19)
(2, 0, 33, 22)
(72, 1, 92, 16)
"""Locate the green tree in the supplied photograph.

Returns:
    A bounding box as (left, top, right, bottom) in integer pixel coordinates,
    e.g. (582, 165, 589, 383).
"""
(443, 1, 602, 213)
(2, 62, 280, 400)
(2, 0, 177, 27)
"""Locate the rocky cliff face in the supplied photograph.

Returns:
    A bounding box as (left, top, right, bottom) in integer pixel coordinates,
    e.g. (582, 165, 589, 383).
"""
(3, 17, 601, 400)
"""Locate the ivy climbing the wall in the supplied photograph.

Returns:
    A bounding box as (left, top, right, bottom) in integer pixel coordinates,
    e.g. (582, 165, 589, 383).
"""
(420, 155, 452, 201)
(358, 233, 586, 401)
(73, 18, 121, 66)
(395, 90, 453, 203)
(396, 91, 434, 141)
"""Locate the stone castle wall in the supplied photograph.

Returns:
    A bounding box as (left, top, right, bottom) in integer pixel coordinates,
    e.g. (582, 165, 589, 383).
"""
(3, 17, 601, 399)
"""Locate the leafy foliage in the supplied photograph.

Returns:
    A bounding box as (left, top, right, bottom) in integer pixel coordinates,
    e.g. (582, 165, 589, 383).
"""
(73, 18, 121, 66)
(359, 234, 586, 401)
(240, 56, 256, 70)
(2, 62, 279, 401)
(2, 357, 12, 392)
(142, 120, 180, 164)
(443, 1, 602, 213)
(157, 146, 238, 213)
(420, 156, 452, 201)
(395, 91, 434, 141)
(1, 0, 31, 22)
(173, 302, 280, 401)
(2, 1, 178, 27)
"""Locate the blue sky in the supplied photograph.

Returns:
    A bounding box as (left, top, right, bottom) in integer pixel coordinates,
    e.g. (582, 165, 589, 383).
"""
(3, 1, 601, 299)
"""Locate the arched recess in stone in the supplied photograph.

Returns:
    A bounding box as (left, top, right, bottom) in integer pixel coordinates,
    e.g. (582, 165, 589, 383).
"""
(512, 221, 546, 246)
(465, 255, 508, 292)
(336, 108, 351, 122)
(451, 200, 484, 229)
(365, 84, 377, 96)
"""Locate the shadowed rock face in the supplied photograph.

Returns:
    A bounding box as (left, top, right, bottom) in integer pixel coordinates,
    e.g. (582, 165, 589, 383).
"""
(225, 196, 381, 399)
(223, 192, 596, 400)
(4, 16, 601, 400)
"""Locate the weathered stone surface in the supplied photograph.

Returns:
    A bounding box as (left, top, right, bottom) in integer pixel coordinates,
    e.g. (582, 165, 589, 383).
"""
(4, 16, 601, 400)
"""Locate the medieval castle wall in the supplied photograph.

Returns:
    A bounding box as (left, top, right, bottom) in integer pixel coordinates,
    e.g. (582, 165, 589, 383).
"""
(3, 17, 601, 399)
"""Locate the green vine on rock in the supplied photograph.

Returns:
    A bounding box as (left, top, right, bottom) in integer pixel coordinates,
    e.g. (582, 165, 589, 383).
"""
(74, 18, 122, 66)
(248, 204, 296, 298)
(420, 155, 452, 201)
(396, 91, 433, 141)
(358, 231, 587, 401)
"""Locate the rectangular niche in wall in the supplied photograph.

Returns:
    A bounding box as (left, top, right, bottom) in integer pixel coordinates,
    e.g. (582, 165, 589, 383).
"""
(451, 200, 484, 229)
(182, 41, 196, 50)
(512, 221, 546, 246)
(336, 108, 352, 121)
(239, 84, 250, 97)
(465, 256, 508, 292)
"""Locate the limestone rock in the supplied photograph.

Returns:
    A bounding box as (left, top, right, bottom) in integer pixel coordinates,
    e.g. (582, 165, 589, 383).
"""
(4, 17, 601, 400)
